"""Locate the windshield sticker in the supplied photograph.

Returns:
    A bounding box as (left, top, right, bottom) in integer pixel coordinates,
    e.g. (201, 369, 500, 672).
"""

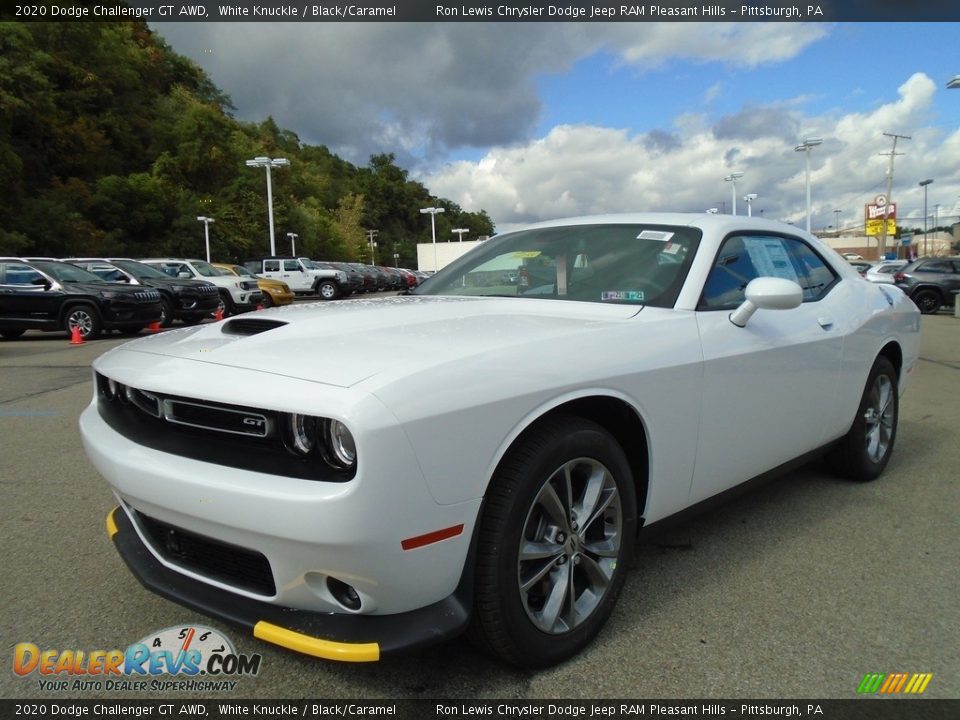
(662, 242, 682, 255)
(601, 290, 645, 302)
(637, 230, 674, 242)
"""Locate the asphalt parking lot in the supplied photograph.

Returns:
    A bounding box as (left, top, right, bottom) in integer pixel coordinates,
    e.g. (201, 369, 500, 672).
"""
(1, 312, 957, 701)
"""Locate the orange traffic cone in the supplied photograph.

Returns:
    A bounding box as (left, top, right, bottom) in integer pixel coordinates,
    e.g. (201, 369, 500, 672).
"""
(147, 321, 162, 333)
(214, 307, 224, 321)
(256, 304, 265, 311)
(69, 325, 85, 345)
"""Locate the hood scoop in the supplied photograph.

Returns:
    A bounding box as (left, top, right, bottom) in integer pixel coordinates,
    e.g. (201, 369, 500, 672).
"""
(221, 318, 289, 336)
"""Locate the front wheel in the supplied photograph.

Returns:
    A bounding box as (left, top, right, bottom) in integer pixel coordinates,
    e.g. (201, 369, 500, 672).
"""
(317, 280, 339, 300)
(828, 356, 899, 481)
(217, 292, 234, 317)
(471, 415, 637, 668)
(64, 304, 103, 341)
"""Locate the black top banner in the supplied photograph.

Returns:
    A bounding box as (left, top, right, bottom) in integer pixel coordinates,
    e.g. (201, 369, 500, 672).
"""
(4, 0, 960, 22)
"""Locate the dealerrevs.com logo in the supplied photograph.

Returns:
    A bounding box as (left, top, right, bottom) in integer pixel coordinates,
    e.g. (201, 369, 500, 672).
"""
(13, 625, 262, 693)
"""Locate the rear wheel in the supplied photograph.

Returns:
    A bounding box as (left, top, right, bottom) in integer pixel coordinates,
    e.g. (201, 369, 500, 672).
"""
(829, 356, 898, 481)
(471, 415, 636, 668)
(64, 304, 102, 341)
(912, 289, 942, 314)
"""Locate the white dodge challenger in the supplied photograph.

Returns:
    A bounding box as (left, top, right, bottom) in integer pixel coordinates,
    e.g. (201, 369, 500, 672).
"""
(81, 214, 920, 667)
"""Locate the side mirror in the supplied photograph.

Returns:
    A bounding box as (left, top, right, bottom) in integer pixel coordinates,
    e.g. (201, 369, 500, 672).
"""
(31, 277, 51, 289)
(729, 277, 803, 327)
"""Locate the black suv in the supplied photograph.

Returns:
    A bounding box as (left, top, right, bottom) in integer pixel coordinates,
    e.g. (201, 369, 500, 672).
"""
(893, 256, 960, 314)
(65, 258, 219, 327)
(0, 259, 162, 340)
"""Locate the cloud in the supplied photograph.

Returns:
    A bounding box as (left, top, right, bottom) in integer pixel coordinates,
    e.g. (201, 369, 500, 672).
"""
(153, 22, 829, 165)
(423, 72, 956, 231)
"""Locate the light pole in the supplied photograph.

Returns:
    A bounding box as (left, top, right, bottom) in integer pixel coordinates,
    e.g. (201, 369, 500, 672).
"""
(246, 156, 289, 256)
(452, 227, 469, 242)
(723, 173, 744, 215)
(794, 137, 822, 233)
(833, 209, 843, 235)
(919, 179, 933, 257)
(420, 207, 445, 271)
(365, 229, 379, 264)
(286, 232, 298, 256)
(196, 216, 215, 262)
(743, 193, 758, 217)
(948, 75, 960, 89)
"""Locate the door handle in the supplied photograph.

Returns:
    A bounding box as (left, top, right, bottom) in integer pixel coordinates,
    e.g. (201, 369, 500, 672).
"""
(817, 317, 834, 330)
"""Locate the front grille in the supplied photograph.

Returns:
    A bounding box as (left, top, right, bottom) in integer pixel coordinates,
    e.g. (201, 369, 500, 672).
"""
(135, 511, 276, 596)
(95, 373, 352, 482)
(133, 290, 161, 302)
(198, 285, 219, 295)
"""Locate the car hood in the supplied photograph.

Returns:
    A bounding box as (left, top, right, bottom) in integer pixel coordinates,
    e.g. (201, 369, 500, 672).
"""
(114, 295, 644, 388)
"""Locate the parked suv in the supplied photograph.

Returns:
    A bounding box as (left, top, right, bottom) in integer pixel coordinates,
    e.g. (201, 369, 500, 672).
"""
(893, 256, 960, 314)
(212, 263, 295, 308)
(65, 258, 219, 327)
(141, 258, 262, 316)
(244, 257, 348, 300)
(0, 258, 162, 340)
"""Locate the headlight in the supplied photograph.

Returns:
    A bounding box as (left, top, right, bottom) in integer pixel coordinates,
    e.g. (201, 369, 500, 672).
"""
(282, 413, 357, 472)
(99, 290, 119, 299)
(323, 419, 356, 469)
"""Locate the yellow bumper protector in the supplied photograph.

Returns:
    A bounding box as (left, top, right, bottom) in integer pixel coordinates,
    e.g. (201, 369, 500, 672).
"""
(106, 507, 119, 539)
(254, 621, 380, 662)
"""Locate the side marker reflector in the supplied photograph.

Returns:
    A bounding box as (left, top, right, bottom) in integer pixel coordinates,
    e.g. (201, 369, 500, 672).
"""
(401, 524, 464, 551)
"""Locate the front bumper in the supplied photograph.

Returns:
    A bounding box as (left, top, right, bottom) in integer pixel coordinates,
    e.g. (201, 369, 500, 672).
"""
(106, 507, 472, 661)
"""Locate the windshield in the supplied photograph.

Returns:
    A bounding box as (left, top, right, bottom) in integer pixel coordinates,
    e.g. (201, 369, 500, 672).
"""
(300, 259, 319, 270)
(414, 223, 701, 307)
(112, 260, 172, 280)
(229, 265, 257, 278)
(32, 261, 106, 284)
(191, 260, 220, 277)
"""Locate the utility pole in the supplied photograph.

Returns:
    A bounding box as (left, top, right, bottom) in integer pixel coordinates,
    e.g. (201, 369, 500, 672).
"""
(878, 132, 910, 258)
(833, 209, 842, 234)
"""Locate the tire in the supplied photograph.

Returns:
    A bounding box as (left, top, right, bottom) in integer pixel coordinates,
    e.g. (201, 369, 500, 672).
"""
(159, 297, 174, 328)
(1, 329, 26, 339)
(64, 304, 102, 341)
(260, 293, 274, 309)
(217, 291, 234, 317)
(911, 289, 942, 315)
(828, 356, 899, 482)
(471, 415, 637, 668)
(317, 280, 339, 301)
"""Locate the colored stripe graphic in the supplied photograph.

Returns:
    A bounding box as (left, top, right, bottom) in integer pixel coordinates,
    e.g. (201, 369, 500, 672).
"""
(858, 673, 932, 695)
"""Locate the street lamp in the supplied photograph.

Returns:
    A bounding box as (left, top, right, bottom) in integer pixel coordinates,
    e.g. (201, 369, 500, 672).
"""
(723, 173, 744, 215)
(365, 229, 379, 264)
(420, 207, 445, 271)
(794, 137, 822, 233)
(196, 216, 214, 262)
(245, 156, 289, 256)
(743, 193, 758, 217)
(286, 232, 298, 256)
(947, 75, 960, 89)
(452, 228, 469, 242)
(919, 179, 933, 257)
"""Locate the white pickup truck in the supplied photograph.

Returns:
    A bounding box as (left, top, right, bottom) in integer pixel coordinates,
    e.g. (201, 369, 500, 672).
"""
(244, 257, 349, 300)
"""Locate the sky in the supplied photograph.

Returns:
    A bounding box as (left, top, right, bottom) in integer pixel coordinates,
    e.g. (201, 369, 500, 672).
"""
(151, 21, 960, 235)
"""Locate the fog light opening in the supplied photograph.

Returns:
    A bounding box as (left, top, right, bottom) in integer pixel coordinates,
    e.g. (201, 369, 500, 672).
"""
(327, 576, 362, 612)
